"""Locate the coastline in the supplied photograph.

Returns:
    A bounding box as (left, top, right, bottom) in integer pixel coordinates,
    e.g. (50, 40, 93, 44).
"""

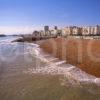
(0, 36, 100, 99)
(12, 37, 100, 83)
(39, 37, 100, 77)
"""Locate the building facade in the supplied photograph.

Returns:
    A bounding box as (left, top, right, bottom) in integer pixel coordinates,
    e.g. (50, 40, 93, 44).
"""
(62, 25, 100, 36)
(40, 25, 100, 36)
(62, 26, 73, 36)
(82, 25, 100, 35)
(44, 26, 50, 36)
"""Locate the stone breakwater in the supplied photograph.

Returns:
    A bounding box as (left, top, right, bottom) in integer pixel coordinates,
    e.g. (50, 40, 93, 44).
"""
(12, 36, 57, 42)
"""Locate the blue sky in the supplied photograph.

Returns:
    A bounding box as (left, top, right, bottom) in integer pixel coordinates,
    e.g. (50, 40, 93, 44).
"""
(0, 0, 100, 33)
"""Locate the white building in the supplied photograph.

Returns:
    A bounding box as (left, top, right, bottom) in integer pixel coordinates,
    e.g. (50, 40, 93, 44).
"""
(72, 26, 79, 35)
(82, 25, 100, 35)
(82, 27, 89, 35)
(62, 26, 73, 36)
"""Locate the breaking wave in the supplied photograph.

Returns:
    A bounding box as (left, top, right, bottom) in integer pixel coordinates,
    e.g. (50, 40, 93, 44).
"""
(24, 44, 100, 94)
(1, 36, 100, 94)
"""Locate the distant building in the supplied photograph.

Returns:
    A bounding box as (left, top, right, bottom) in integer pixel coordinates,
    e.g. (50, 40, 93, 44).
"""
(52, 26, 58, 36)
(32, 25, 100, 37)
(82, 26, 91, 35)
(82, 25, 100, 35)
(57, 30, 62, 36)
(72, 26, 78, 35)
(94, 25, 100, 35)
(78, 27, 83, 35)
(32, 31, 40, 36)
(44, 26, 49, 32)
(39, 30, 45, 36)
(90, 26, 95, 35)
(62, 26, 74, 36)
(44, 26, 50, 36)
(54, 26, 58, 30)
(57, 25, 100, 36)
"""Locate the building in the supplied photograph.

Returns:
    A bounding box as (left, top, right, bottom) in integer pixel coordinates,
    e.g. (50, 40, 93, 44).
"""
(32, 31, 40, 37)
(82, 27, 89, 35)
(62, 25, 100, 36)
(62, 26, 73, 36)
(72, 26, 78, 35)
(39, 25, 100, 37)
(54, 26, 58, 30)
(44, 26, 49, 32)
(44, 26, 49, 36)
(94, 25, 100, 35)
(44, 26, 49, 35)
(62, 26, 82, 36)
(57, 30, 62, 36)
(90, 26, 95, 35)
(78, 27, 83, 35)
(39, 30, 45, 36)
(82, 25, 100, 36)
(53, 26, 58, 36)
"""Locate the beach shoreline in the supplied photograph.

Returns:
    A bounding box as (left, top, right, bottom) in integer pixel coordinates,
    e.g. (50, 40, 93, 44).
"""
(12, 36, 100, 78)
(0, 36, 100, 100)
(39, 37, 100, 77)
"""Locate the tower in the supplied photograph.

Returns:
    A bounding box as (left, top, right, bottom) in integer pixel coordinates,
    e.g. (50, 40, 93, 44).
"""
(44, 26, 49, 36)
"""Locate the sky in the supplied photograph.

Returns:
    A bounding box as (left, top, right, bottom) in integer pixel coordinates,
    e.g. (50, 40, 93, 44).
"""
(0, 0, 100, 34)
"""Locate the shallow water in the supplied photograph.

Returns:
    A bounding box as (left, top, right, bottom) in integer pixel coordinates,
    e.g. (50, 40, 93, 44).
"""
(0, 36, 100, 100)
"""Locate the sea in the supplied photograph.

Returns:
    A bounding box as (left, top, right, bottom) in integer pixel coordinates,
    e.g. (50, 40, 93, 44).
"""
(0, 36, 100, 100)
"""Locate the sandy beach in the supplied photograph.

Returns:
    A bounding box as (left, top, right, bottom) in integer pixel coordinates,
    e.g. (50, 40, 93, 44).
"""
(40, 37, 100, 77)
(0, 36, 100, 100)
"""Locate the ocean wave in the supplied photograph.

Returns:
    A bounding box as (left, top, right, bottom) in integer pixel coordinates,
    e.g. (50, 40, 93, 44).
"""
(23, 46, 100, 94)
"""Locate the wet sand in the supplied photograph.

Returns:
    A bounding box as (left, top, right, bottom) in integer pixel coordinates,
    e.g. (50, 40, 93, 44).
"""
(0, 50, 100, 100)
(0, 39, 100, 100)
(40, 37, 100, 77)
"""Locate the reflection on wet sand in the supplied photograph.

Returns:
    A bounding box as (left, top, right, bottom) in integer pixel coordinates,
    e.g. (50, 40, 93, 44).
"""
(0, 38, 100, 100)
